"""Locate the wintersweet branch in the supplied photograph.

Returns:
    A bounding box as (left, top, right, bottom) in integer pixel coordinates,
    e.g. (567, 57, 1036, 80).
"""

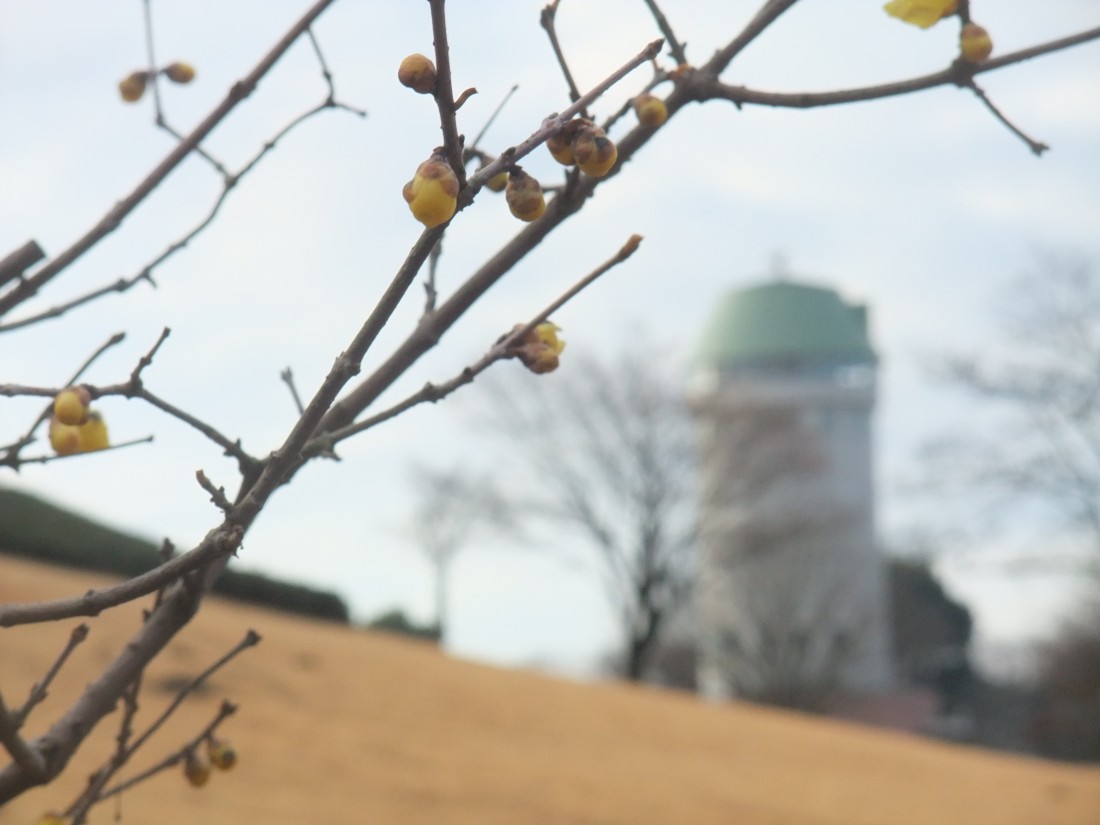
(95, 699, 238, 804)
(465, 37, 663, 194)
(0, 0, 340, 320)
(541, 1, 585, 108)
(15, 624, 90, 725)
(641, 0, 688, 66)
(0, 526, 241, 628)
(318, 234, 643, 447)
(702, 26, 1100, 110)
(428, 0, 470, 186)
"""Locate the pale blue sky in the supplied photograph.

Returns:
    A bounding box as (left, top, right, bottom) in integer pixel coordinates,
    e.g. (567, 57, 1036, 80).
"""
(2, 1, 1099, 677)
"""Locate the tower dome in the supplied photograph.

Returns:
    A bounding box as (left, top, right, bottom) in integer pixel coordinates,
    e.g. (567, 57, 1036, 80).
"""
(696, 280, 874, 367)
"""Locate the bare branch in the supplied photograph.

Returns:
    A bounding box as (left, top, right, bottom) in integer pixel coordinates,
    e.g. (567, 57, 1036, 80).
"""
(428, 0, 467, 186)
(701, 27, 1100, 111)
(540, 1, 584, 109)
(0, 0, 341, 320)
(470, 84, 518, 149)
(196, 469, 234, 514)
(126, 630, 258, 760)
(0, 527, 241, 628)
(704, 0, 801, 76)
(0, 240, 45, 290)
(130, 327, 171, 388)
(14, 624, 90, 725)
(95, 699, 237, 804)
(962, 77, 1049, 156)
(320, 234, 643, 447)
(280, 367, 306, 416)
(641, 0, 688, 66)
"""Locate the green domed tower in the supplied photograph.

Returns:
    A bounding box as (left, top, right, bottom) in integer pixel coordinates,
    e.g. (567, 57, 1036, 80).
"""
(690, 280, 893, 703)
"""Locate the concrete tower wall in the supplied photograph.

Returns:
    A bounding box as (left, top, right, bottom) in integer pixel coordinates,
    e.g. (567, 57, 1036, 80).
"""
(691, 282, 893, 705)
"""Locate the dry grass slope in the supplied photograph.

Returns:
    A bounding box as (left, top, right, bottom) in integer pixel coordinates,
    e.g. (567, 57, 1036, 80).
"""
(2, 554, 1099, 825)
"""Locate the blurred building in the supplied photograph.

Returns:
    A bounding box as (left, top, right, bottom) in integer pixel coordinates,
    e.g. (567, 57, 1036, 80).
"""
(689, 279, 894, 707)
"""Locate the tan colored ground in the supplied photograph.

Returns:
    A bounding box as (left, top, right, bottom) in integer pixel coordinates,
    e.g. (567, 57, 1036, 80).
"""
(2, 554, 1098, 825)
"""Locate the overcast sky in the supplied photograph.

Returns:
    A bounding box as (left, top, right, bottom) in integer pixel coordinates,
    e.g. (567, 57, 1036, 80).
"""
(2, 1, 1099, 678)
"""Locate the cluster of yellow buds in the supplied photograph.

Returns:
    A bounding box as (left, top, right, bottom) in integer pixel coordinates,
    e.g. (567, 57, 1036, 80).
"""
(547, 118, 618, 178)
(49, 387, 109, 456)
(117, 62, 196, 103)
(508, 322, 566, 374)
(184, 737, 237, 788)
(882, 1, 992, 63)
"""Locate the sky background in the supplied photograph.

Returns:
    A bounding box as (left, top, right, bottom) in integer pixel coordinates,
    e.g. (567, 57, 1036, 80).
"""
(2, 1, 1099, 679)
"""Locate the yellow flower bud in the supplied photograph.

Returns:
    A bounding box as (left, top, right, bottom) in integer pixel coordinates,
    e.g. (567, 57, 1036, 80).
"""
(184, 752, 211, 788)
(207, 738, 237, 770)
(546, 118, 589, 166)
(36, 812, 68, 825)
(118, 71, 148, 103)
(398, 53, 437, 94)
(164, 62, 196, 84)
(505, 168, 545, 222)
(486, 170, 508, 193)
(959, 22, 993, 63)
(632, 94, 668, 128)
(510, 322, 566, 374)
(49, 417, 81, 456)
(402, 153, 459, 228)
(76, 411, 109, 453)
(54, 386, 90, 426)
(572, 126, 617, 178)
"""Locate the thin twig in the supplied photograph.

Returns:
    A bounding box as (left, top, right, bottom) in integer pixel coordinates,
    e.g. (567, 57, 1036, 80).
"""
(428, 0, 467, 186)
(963, 77, 1049, 156)
(141, 0, 228, 176)
(470, 84, 518, 149)
(135, 387, 259, 476)
(130, 327, 171, 387)
(196, 469, 233, 514)
(14, 625, 90, 726)
(540, 1, 584, 109)
(12, 435, 155, 469)
(280, 368, 306, 415)
(641, 0, 688, 66)
(95, 700, 238, 803)
(129, 630, 259, 760)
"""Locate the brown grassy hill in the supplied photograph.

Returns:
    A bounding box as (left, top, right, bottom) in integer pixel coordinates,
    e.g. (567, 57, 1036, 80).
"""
(2, 553, 1099, 825)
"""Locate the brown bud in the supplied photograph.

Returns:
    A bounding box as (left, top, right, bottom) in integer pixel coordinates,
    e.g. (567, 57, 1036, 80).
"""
(164, 62, 196, 83)
(505, 168, 545, 222)
(398, 53, 437, 94)
(118, 71, 148, 103)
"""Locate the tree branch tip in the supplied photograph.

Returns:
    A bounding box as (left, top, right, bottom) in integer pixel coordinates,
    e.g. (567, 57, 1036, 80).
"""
(454, 87, 478, 110)
(622, 234, 644, 256)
